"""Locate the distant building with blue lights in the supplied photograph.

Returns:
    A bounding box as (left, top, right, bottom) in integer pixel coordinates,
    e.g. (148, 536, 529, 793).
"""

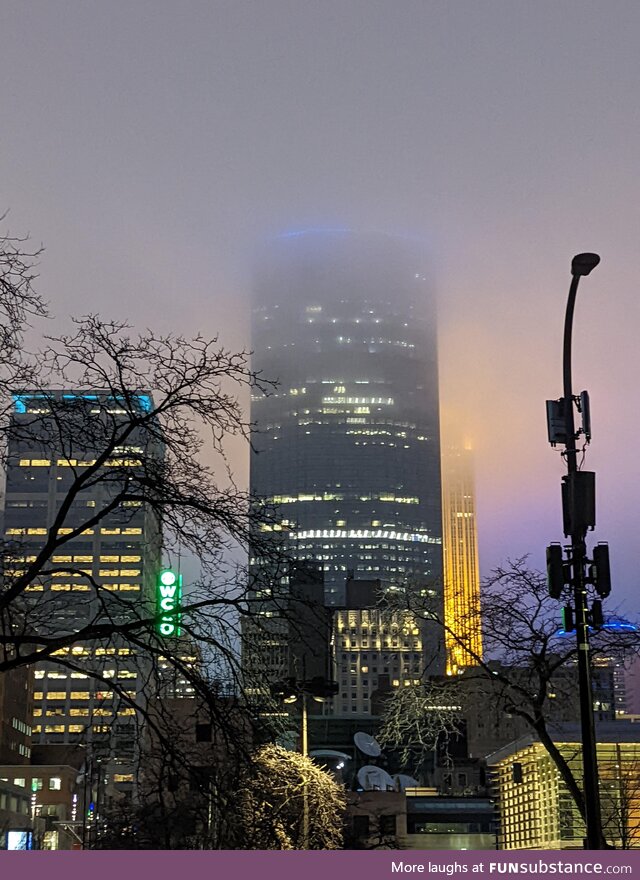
(3, 390, 162, 798)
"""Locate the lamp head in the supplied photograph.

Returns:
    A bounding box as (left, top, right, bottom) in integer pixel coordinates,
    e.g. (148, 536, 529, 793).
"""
(571, 253, 600, 277)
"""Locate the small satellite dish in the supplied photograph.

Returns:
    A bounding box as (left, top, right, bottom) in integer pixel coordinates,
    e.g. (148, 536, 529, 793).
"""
(394, 774, 420, 791)
(357, 765, 395, 791)
(354, 731, 382, 757)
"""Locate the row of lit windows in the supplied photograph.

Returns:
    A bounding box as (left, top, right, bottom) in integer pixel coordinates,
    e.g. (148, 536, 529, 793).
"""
(35, 670, 136, 680)
(26, 583, 141, 592)
(263, 414, 419, 428)
(33, 708, 136, 717)
(35, 671, 86, 679)
(340, 640, 421, 651)
(47, 646, 132, 656)
(33, 724, 121, 734)
(8, 777, 62, 790)
(48, 555, 142, 563)
(266, 492, 419, 505)
(33, 691, 136, 700)
(321, 396, 395, 406)
(18, 458, 142, 468)
(336, 622, 420, 635)
(6, 527, 142, 536)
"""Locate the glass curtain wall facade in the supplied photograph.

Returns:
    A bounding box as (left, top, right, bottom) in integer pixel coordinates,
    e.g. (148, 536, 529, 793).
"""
(250, 230, 443, 609)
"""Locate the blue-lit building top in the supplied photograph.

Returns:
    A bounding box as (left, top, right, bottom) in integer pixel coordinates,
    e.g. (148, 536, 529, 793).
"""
(250, 230, 443, 605)
(3, 388, 162, 779)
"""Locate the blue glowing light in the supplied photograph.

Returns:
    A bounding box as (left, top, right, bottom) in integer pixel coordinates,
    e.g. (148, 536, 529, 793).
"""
(277, 227, 353, 239)
(13, 392, 153, 413)
(557, 620, 638, 637)
(12, 393, 50, 412)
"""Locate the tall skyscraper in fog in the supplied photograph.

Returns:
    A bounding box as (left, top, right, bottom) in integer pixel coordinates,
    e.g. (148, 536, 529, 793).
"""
(250, 230, 443, 609)
(441, 440, 482, 675)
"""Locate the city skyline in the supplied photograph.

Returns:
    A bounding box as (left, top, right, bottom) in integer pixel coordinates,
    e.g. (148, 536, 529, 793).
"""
(1, 2, 640, 855)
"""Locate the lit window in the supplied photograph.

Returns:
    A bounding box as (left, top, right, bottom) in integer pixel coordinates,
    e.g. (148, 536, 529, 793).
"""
(49, 778, 62, 790)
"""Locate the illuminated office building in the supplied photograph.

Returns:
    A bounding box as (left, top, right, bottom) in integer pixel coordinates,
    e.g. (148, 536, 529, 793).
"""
(441, 441, 482, 675)
(333, 577, 426, 715)
(250, 230, 443, 612)
(488, 724, 640, 850)
(3, 391, 162, 793)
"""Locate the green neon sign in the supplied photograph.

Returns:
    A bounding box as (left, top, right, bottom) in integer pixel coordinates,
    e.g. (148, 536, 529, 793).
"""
(156, 569, 182, 637)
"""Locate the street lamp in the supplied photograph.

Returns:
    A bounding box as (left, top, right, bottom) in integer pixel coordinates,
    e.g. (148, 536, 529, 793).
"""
(270, 676, 339, 848)
(546, 252, 612, 850)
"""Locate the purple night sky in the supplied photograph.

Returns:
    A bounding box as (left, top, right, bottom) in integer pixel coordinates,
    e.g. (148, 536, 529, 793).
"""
(2, 1, 639, 614)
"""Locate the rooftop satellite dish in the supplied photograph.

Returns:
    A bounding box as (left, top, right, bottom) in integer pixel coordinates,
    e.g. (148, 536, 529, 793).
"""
(354, 731, 382, 757)
(357, 765, 395, 791)
(394, 774, 420, 791)
(309, 749, 351, 761)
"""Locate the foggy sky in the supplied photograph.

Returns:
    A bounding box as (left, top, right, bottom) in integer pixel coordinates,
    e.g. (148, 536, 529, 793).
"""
(2, 1, 640, 614)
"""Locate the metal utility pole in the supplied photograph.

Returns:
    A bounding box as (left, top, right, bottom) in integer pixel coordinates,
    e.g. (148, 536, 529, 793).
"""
(546, 252, 612, 850)
(270, 675, 339, 850)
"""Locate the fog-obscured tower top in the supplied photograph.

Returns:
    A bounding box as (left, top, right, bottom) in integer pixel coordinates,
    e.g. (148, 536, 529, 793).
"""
(251, 229, 443, 607)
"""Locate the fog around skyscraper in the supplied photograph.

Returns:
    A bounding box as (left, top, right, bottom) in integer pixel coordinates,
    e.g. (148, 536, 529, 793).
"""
(250, 230, 442, 606)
